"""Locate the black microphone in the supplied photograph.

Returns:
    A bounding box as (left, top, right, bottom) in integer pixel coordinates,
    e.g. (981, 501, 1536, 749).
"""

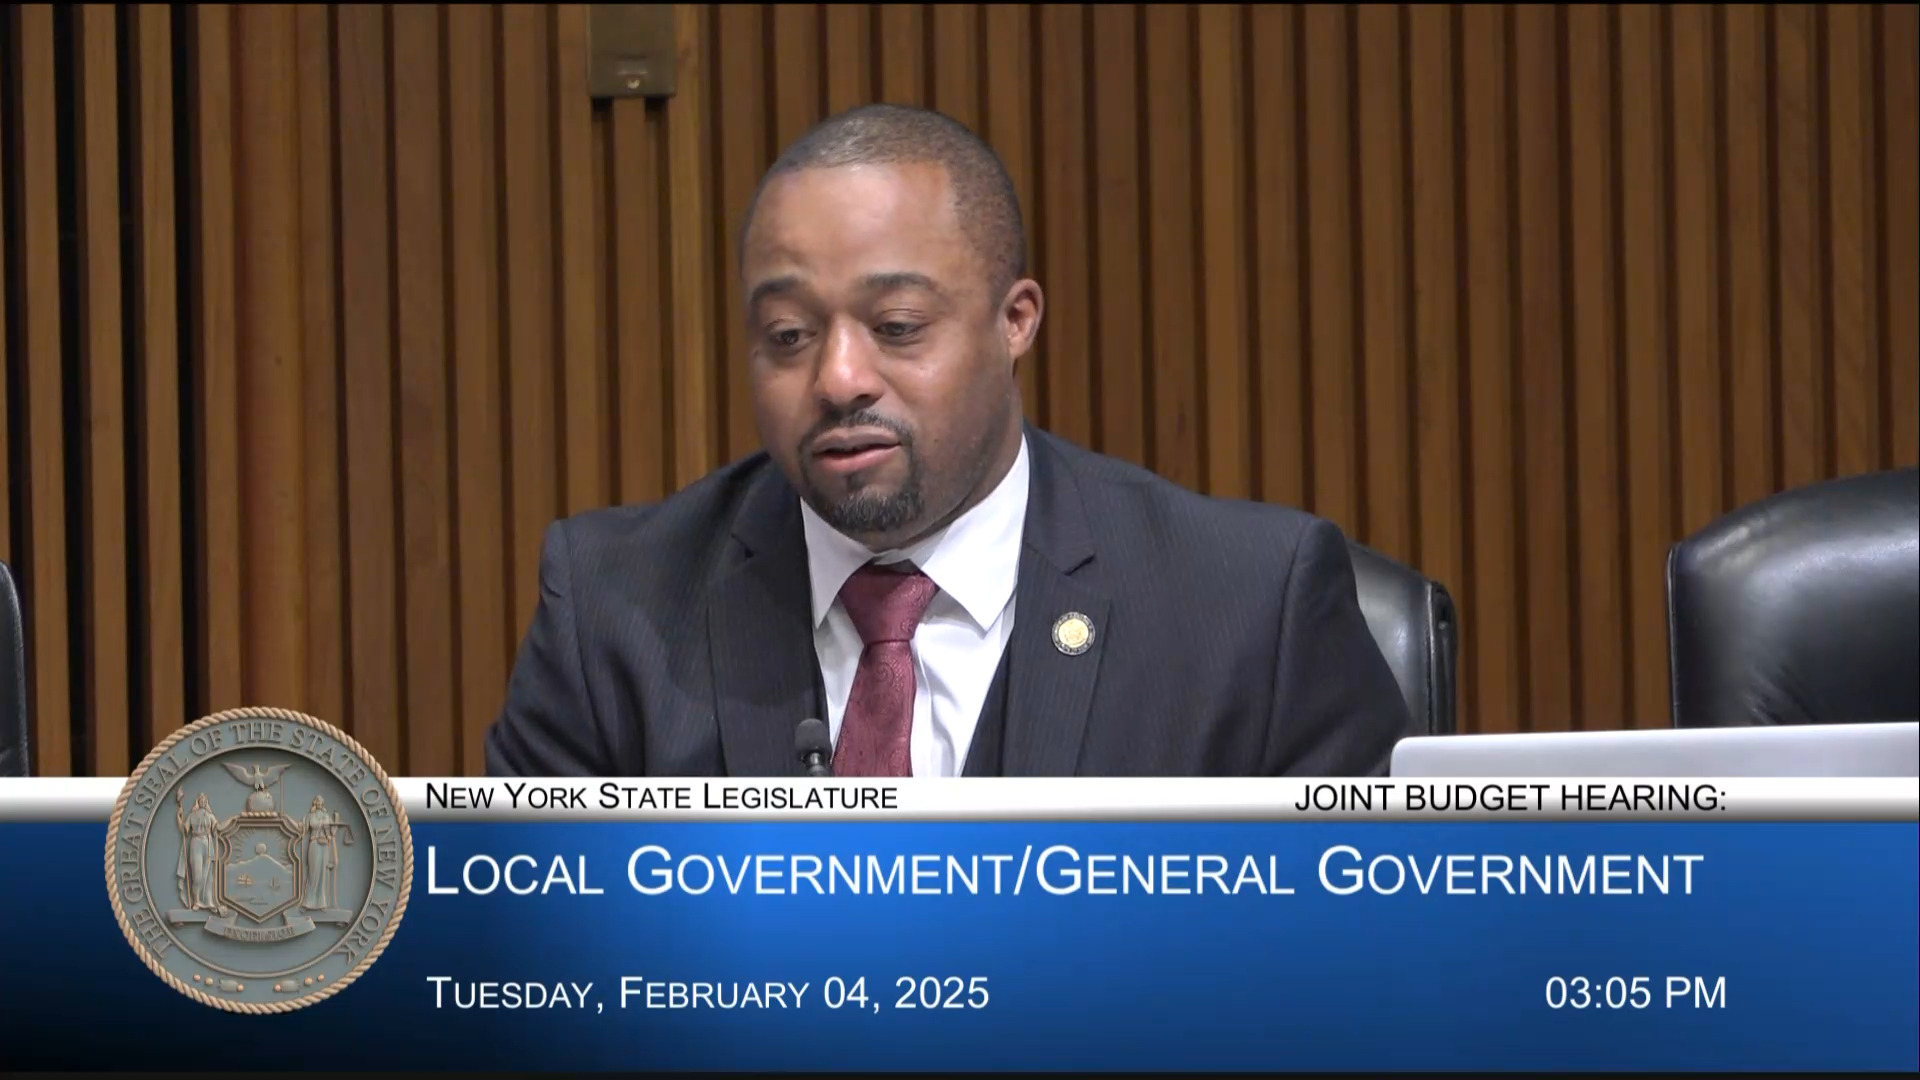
(795, 718, 832, 778)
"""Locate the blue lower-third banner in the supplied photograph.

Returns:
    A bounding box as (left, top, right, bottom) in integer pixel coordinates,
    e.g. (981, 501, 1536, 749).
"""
(1, 820, 1914, 1071)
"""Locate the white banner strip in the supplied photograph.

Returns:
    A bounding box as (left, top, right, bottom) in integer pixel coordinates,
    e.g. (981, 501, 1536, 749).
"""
(0, 776, 1914, 822)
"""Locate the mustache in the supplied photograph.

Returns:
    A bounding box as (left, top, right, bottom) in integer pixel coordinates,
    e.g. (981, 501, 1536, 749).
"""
(801, 408, 915, 452)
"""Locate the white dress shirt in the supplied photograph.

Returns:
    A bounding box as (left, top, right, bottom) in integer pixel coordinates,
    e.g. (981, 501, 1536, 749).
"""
(800, 436, 1030, 777)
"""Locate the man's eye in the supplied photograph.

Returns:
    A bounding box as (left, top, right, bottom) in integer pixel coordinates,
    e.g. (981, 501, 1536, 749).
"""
(875, 322, 920, 339)
(770, 328, 804, 348)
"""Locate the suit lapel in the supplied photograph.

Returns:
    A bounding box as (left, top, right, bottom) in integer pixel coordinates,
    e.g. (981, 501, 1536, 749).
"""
(1002, 431, 1110, 776)
(706, 433, 1111, 777)
(709, 469, 818, 777)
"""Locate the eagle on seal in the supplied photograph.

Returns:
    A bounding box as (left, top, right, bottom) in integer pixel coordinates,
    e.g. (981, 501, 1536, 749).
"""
(223, 762, 292, 812)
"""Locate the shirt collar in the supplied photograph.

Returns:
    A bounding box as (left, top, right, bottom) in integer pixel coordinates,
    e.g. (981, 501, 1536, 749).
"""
(800, 435, 1030, 632)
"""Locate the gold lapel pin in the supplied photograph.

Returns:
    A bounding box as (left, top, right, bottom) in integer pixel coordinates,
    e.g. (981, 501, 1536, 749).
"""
(1052, 612, 1095, 656)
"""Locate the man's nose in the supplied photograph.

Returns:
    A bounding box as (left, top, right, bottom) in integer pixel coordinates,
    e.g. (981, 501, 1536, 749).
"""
(812, 319, 886, 409)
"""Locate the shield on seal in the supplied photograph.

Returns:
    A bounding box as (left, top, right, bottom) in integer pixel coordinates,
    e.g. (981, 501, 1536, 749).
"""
(222, 824, 300, 922)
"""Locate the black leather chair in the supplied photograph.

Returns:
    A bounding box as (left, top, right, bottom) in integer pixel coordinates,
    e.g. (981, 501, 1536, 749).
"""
(1348, 542, 1457, 735)
(1667, 467, 1919, 727)
(1, 560, 28, 776)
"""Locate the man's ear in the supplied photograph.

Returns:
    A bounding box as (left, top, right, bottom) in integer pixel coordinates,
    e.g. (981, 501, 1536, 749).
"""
(1000, 278, 1045, 363)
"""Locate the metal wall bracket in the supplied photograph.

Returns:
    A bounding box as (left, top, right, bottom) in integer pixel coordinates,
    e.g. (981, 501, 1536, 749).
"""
(587, 5, 676, 99)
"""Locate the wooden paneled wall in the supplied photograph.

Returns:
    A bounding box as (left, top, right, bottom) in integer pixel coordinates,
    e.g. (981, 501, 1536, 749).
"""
(3, 4, 1915, 776)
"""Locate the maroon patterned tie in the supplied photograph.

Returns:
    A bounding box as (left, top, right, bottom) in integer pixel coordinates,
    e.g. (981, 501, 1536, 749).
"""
(832, 563, 939, 777)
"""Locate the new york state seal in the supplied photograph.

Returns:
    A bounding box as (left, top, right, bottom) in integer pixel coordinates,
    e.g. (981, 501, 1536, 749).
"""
(104, 708, 413, 1013)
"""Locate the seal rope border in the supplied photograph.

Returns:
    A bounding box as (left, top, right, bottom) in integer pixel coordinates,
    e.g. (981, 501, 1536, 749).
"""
(103, 706, 415, 1014)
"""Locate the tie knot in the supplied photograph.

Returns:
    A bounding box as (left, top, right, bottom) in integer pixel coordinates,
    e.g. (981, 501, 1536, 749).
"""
(839, 564, 938, 645)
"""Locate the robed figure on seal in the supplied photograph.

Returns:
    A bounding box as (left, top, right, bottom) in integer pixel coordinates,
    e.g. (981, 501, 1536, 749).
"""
(175, 791, 220, 911)
(300, 796, 354, 911)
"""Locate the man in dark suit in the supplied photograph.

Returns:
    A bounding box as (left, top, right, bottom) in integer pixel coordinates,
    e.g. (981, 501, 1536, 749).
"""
(485, 104, 1412, 778)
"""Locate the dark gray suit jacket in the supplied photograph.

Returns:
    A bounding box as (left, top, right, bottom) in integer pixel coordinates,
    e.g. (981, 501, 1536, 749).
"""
(484, 428, 1414, 777)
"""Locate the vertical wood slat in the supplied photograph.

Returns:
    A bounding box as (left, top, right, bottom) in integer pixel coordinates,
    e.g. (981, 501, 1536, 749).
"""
(15, 4, 69, 774)
(233, 3, 306, 710)
(77, 4, 129, 774)
(501, 4, 558, 640)
(771, 3, 824, 147)
(1825, 3, 1881, 478)
(1775, 4, 1828, 490)
(1566, 3, 1626, 732)
(1032, 4, 1083, 440)
(1515, 3, 1571, 733)
(0, 10, 8, 577)
(875, 4, 925, 106)
(1251, 5, 1307, 512)
(447, 4, 511, 774)
(712, 3, 765, 463)
(392, 3, 454, 775)
(1405, 4, 1464, 689)
(1197, 4, 1251, 501)
(1142, 4, 1200, 492)
(1354, 3, 1408, 553)
(592, 104, 611, 525)
(134, 4, 185, 745)
(1088, 4, 1145, 468)
(929, 5, 979, 132)
(556, 4, 606, 513)
(987, 3, 1040, 425)
(667, 3, 715, 489)
(1723, 4, 1777, 508)
(822, 4, 871, 114)
(1671, 3, 1725, 537)
(295, 3, 344, 728)
(1303, 5, 1357, 532)
(13, 5, 68, 773)
(609, 97, 668, 509)
(1461, 4, 1521, 732)
(335, 3, 399, 765)
(1887, 3, 1920, 467)
(194, 4, 243, 715)
(1618, 4, 1675, 729)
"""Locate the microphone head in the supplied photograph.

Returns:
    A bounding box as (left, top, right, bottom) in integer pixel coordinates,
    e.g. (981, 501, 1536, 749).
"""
(794, 717, 832, 762)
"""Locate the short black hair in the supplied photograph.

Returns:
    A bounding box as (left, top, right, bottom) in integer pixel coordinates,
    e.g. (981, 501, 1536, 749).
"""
(739, 103, 1028, 296)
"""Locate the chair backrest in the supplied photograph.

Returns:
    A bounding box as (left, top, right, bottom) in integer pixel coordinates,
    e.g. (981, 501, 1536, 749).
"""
(1348, 541, 1457, 735)
(1667, 467, 1919, 727)
(0, 560, 28, 776)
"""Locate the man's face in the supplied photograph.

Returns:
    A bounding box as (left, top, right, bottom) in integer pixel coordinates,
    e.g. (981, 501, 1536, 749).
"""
(741, 162, 1040, 550)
